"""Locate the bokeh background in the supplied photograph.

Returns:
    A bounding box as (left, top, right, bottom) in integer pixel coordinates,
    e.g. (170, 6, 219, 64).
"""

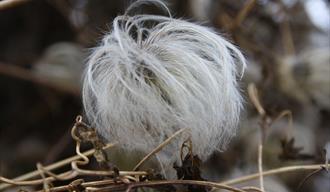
(0, 0, 329, 191)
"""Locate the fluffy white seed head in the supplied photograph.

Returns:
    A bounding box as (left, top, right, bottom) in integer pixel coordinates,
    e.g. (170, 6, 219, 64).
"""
(82, 1, 246, 173)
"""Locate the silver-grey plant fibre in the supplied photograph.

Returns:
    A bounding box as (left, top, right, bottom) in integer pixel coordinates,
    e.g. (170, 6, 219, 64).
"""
(82, 1, 246, 172)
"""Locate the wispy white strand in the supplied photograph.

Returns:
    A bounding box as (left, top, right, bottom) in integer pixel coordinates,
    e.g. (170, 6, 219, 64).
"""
(125, 0, 172, 17)
(82, 1, 246, 175)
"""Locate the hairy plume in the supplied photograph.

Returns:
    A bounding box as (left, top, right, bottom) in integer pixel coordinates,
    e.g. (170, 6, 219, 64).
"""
(83, 0, 246, 175)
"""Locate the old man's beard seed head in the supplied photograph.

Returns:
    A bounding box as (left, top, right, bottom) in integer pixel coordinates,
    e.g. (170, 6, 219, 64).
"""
(82, 0, 246, 176)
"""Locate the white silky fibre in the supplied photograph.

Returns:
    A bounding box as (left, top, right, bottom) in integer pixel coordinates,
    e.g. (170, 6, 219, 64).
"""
(82, 1, 246, 174)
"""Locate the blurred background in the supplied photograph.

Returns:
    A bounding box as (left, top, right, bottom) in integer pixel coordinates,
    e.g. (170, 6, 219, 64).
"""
(0, 0, 329, 191)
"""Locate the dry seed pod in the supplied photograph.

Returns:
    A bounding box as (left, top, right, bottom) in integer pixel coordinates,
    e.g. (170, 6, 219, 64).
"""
(82, 0, 245, 175)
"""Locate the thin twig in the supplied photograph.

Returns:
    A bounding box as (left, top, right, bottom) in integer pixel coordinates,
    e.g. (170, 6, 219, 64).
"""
(44, 180, 241, 192)
(220, 164, 329, 185)
(296, 167, 324, 192)
(37, 179, 130, 192)
(257, 145, 264, 192)
(234, 83, 327, 191)
(234, 0, 257, 28)
(0, 166, 147, 188)
(271, 110, 293, 140)
(70, 120, 148, 177)
(124, 180, 246, 192)
(248, 84, 266, 116)
(248, 83, 265, 191)
(278, 1, 296, 56)
(242, 186, 263, 192)
(0, 143, 115, 190)
(133, 128, 187, 171)
(37, 162, 74, 181)
(0, 171, 77, 186)
(37, 163, 52, 192)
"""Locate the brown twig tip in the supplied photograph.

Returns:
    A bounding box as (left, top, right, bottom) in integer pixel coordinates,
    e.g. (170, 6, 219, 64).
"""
(248, 83, 266, 116)
(234, 0, 257, 28)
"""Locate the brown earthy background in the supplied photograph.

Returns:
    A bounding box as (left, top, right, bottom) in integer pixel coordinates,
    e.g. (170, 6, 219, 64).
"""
(0, 0, 329, 191)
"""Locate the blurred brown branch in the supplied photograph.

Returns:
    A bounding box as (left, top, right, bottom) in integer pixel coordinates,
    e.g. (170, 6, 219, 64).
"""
(234, 0, 257, 29)
(0, 0, 30, 11)
(0, 62, 80, 96)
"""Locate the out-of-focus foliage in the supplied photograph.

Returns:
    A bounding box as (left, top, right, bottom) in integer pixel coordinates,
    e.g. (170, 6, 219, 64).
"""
(0, 0, 329, 192)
